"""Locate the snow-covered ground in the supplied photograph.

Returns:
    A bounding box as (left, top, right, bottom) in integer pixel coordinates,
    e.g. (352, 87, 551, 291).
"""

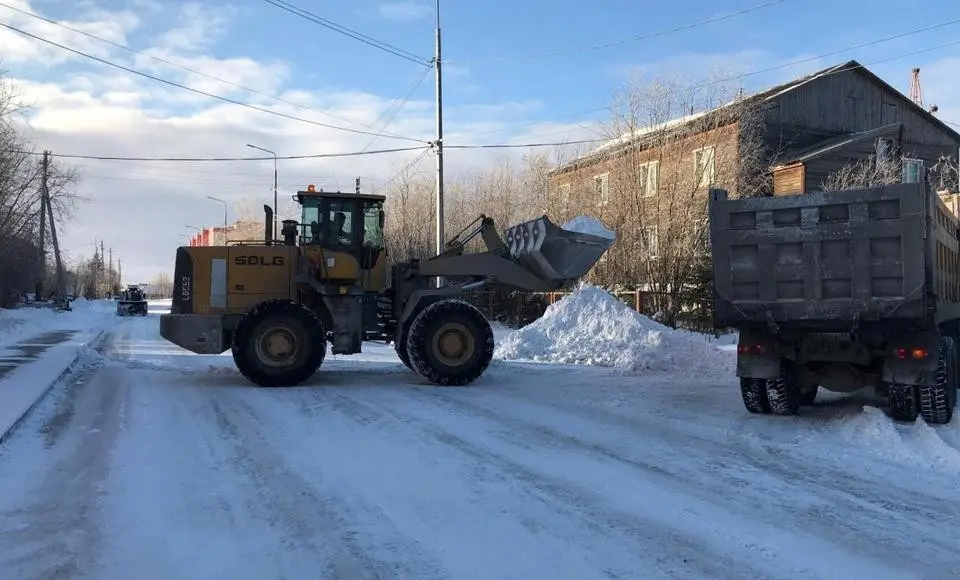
(0, 296, 958, 579)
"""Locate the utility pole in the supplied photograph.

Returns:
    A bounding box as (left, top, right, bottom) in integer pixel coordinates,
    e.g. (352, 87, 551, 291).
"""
(434, 0, 445, 287)
(109, 247, 114, 294)
(100, 240, 105, 299)
(41, 159, 66, 303)
(35, 150, 49, 300)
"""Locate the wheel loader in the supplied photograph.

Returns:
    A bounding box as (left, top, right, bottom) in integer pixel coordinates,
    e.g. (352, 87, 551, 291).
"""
(159, 186, 613, 387)
(116, 284, 148, 316)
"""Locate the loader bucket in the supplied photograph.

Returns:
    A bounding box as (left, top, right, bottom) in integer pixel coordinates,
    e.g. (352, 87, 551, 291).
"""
(504, 215, 613, 286)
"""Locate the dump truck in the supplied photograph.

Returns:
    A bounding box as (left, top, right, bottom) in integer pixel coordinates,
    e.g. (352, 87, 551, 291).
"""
(709, 182, 959, 424)
(117, 284, 148, 316)
(159, 186, 613, 387)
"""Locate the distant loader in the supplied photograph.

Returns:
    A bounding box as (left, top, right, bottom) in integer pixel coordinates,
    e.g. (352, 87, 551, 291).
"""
(116, 285, 148, 317)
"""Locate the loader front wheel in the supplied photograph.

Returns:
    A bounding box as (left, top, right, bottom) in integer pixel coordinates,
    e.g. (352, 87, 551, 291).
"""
(232, 300, 326, 387)
(405, 299, 494, 386)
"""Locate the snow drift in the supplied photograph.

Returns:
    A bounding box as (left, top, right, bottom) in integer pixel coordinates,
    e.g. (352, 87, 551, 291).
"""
(494, 284, 732, 377)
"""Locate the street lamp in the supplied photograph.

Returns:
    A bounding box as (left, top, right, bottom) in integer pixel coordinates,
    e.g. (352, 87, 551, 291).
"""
(207, 195, 228, 244)
(246, 143, 278, 241)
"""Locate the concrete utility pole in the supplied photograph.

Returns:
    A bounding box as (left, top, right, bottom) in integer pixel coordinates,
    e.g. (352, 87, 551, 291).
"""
(207, 195, 228, 243)
(434, 0, 445, 286)
(35, 150, 48, 300)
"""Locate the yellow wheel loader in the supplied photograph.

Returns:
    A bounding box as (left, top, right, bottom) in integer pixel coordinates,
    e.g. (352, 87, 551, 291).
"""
(159, 186, 613, 387)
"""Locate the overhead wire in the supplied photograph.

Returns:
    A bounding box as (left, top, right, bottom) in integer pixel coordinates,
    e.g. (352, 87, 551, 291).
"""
(0, 1, 409, 137)
(261, 0, 430, 66)
(455, 20, 960, 141)
(445, 0, 790, 64)
(4, 145, 431, 162)
(0, 21, 429, 143)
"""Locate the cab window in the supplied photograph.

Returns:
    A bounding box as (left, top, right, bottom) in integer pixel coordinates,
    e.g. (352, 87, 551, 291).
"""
(301, 199, 321, 243)
(362, 202, 384, 248)
(327, 198, 356, 246)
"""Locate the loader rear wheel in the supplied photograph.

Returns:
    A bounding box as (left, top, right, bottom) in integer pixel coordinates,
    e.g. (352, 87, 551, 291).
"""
(231, 300, 326, 387)
(394, 329, 412, 370)
(405, 299, 494, 386)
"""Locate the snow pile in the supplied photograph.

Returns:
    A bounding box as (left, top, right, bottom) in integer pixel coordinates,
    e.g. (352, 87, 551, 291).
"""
(561, 215, 616, 240)
(0, 299, 115, 347)
(494, 284, 732, 377)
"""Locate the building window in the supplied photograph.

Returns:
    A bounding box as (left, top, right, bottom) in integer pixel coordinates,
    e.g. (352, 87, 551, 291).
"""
(639, 161, 659, 197)
(693, 146, 715, 188)
(594, 173, 610, 205)
(903, 158, 924, 183)
(641, 225, 658, 258)
(558, 183, 571, 206)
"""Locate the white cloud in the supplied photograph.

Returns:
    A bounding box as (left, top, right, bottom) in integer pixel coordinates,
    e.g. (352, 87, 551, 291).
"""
(377, 1, 432, 22)
(2, 1, 592, 283)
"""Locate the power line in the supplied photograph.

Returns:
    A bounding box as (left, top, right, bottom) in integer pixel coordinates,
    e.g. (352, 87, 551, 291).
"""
(445, 0, 789, 64)
(0, 20, 429, 143)
(0, 1, 411, 139)
(5, 145, 430, 162)
(262, 0, 430, 66)
(456, 20, 960, 141)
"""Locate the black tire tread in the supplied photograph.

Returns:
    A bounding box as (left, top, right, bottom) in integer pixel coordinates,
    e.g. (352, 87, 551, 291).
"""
(231, 299, 326, 387)
(766, 360, 801, 415)
(405, 299, 494, 386)
(888, 383, 919, 422)
(740, 377, 770, 414)
(918, 338, 955, 424)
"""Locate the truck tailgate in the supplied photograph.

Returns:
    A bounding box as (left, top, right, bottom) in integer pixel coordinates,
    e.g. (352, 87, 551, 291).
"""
(709, 184, 930, 328)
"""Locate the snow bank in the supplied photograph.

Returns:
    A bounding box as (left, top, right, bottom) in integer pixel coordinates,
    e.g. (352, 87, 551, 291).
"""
(561, 215, 615, 240)
(0, 299, 115, 347)
(494, 284, 732, 377)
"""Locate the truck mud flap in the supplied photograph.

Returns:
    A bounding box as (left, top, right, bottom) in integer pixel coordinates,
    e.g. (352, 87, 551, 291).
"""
(882, 331, 940, 386)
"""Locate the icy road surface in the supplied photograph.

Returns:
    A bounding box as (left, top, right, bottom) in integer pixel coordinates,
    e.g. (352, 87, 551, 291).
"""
(0, 303, 959, 579)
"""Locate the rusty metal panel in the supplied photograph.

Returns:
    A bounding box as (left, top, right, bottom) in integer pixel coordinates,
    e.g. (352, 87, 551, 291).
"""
(708, 183, 938, 329)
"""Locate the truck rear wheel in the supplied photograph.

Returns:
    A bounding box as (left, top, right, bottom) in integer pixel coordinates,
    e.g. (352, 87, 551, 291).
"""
(918, 338, 956, 424)
(766, 360, 801, 415)
(405, 299, 494, 386)
(887, 383, 919, 422)
(739, 378, 770, 414)
(231, 300, 326, 387)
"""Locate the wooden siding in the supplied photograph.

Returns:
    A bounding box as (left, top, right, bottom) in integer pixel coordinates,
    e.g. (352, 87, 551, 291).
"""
(772, 164, 805, 195)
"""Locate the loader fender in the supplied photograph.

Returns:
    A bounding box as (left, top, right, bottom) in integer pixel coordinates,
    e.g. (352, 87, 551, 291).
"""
(882, 331, 941, 386)
(735, 328, 780, 380)
(396, 287, 461, 336)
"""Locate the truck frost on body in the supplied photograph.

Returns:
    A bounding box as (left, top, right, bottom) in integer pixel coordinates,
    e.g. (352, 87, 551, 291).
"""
(709, 183, 959, 424)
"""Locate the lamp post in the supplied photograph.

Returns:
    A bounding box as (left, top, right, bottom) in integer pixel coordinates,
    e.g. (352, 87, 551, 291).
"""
(207, 195, 228, 244)
(246, 143, 278, 240)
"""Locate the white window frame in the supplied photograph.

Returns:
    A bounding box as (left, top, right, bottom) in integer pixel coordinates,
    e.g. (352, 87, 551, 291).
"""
(594, 173, 610, 205)
(902, 158, 924, 184)
(638, 161, 659, 198)
(641, 225, 659, 258)
(693, 145, 716, 189)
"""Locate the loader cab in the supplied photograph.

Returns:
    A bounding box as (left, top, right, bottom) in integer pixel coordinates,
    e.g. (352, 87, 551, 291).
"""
(296, 186, 387, 287)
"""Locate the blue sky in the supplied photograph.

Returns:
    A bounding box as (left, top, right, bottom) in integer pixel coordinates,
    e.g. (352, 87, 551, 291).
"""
(0, 0, 958, 282)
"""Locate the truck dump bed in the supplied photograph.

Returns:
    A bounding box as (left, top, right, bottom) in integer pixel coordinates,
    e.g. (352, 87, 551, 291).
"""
(709, 183, 960, 330)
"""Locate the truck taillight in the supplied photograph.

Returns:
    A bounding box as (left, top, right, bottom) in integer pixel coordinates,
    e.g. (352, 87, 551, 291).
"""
(896, 347, 928, 360)
(737, 344, 766, 355)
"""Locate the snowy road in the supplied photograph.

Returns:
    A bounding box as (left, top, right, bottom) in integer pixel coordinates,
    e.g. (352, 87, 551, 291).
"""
(1, 304, 959, 579)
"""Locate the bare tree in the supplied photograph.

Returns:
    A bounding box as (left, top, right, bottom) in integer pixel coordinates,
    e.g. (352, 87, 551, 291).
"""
(555, 74, 772, 325)
(823, 152, 960, 194)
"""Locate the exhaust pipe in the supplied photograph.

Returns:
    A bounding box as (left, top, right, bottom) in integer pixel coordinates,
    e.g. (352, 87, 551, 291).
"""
(263, 204, 274, 245)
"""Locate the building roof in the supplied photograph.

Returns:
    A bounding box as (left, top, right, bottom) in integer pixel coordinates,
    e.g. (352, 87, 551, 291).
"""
(555, 60, 960, 174)
(773, 122, 903, 168)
